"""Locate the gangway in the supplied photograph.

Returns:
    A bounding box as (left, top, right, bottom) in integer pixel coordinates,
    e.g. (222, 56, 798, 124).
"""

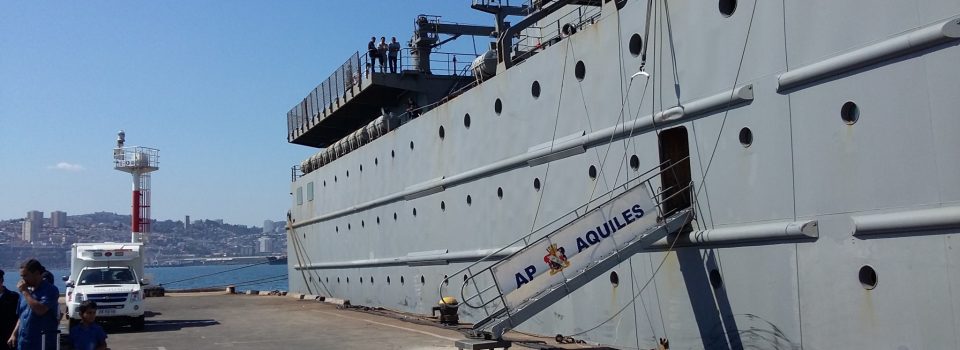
(442, 160, 695, 344)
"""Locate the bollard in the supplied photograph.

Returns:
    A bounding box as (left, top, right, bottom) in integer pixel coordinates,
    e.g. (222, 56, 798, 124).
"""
(432, 296, 460, 325)
(226, 285, 236, 294)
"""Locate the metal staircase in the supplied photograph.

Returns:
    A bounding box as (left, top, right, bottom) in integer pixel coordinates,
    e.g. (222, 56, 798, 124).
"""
(442, 159, 695, 342)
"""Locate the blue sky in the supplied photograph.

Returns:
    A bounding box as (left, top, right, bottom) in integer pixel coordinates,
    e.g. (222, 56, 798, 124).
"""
(0, 1, 491, 227)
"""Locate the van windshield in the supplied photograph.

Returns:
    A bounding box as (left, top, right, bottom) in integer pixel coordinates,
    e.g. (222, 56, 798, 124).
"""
(78, 267, 137, 285)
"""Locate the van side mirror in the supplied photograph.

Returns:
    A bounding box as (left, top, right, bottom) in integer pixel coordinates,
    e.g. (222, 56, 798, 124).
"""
(61, 275, 69, 282)
(65, 281, 74, 288)
(140, 279, 150, 286)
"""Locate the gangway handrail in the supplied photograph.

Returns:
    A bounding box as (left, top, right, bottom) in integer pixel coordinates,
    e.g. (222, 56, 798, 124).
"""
(437, 156, 687, 309)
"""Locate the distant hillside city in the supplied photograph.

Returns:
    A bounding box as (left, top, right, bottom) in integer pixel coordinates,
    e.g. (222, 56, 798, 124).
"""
(0, 210, 286, 268)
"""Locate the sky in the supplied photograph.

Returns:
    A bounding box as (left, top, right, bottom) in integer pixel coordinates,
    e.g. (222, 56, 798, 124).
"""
(0, 1, 491, 227)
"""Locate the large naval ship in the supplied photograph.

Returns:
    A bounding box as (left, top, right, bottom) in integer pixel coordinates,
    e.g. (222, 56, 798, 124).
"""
(284, 1, 960, 348)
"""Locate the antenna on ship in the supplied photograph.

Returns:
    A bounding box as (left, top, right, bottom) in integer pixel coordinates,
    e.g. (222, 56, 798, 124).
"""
(113, 130, 159, 244)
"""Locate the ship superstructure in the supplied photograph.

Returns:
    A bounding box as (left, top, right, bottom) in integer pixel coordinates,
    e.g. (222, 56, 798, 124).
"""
(284, 1, 960, 348)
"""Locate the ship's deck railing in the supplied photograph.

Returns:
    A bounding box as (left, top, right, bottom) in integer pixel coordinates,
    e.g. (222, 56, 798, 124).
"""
(513, 3, 602, 58)
(287, 48, 478, 141)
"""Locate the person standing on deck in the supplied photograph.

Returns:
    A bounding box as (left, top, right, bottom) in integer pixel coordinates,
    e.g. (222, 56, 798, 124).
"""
(388, 37, 401, 73)
(6, 259, 59, 350)
(367, 36, 379, 72)
(377, 37, 388, 73)
(0, 270, 20, 350)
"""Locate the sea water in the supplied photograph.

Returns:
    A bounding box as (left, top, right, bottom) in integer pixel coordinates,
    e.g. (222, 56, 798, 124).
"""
(1, 264, 288, 293)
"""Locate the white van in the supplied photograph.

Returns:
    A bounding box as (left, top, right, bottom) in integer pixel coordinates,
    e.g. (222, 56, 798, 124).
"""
(64, 243, 148, 330)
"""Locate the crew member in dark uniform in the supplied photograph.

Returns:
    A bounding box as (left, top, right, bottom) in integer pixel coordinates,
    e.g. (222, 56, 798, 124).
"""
(0, 269, 20, 350)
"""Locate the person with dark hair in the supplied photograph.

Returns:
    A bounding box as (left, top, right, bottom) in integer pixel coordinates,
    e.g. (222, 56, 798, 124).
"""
(6, 259, 59, 350)
(69, 301, 108, 350)
(377, 37, 388, 73)
(367, 36, 379, 72)
(388, 37, 401, 73)
(0, 269, 20, 350)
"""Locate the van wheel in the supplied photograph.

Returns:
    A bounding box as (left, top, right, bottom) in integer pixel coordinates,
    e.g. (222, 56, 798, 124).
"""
(132, 316, 145, 331)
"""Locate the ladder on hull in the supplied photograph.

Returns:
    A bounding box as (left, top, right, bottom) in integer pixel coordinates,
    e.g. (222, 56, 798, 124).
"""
(444, 160, 695, 341)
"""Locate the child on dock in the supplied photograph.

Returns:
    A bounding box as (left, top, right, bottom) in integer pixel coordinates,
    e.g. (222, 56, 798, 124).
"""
(69, 301, 108, 350)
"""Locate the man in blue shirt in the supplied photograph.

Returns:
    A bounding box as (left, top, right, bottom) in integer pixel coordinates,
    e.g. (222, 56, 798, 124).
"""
(5, 259, 59, 350)
(0, 269, 21, 350)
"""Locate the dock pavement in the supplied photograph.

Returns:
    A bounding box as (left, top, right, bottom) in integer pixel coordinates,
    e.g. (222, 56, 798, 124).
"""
(63, 291, 599, 350)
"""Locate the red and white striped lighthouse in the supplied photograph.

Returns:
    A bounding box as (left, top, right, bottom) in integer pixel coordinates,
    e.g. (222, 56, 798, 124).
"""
(113, 130, 159, 243)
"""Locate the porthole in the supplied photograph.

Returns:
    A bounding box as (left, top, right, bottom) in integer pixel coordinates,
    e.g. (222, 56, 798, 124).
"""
(464, 113, 471, 128)
(393, 212, 397, 220)
(309, 276, 313, 282)
(719, 0, 737, 17)
(336, 226, 339, 233)
(841, 101, 859, 125)
(387, 276, 391, 284)
(347, 223, 351, 230)
(531, 81, 541, 99)
(463, 274, 469, 282)
(346, 170, 349, 177)
(859, 265, 878, 290)
(629, 155, 640, 170)
(440, 201, 446, 211)
(410, 141, 415, 150)
(361, 220, 365, 227)
(575, 61, 586, 81)
(375, 157, 378, 165)
(337, 277, 341, 283)
(360, 277, 363, 284)
(346, 277, 350, 284)
(533, 178, 541, 191)
(709, 269, 723, 289)
(413, 208, 417, 216)
(391, 150, 395, 158)
(421, 275, 425, 284)
(326, 277, 329, 283)
(401, 276, 405, 284)
(588, 165, 598, 180)
(334, 175, 337, 182)
(439, 126, 445, 139)
(443, 275, 449, 286)
(497, 187, 504, 199)
(739, 127, 753, 147)
(466, 195, 473, 205)
(376, 216, 380, 224)
(628, 33, 643, 57)
(495, 98, 503, 115)
(371, 276, 374, 284)
(609, 271, 619, 287)
(323, 180, 326, 187)
(303, 233, 306, 239)
(359, 164, 363, 172)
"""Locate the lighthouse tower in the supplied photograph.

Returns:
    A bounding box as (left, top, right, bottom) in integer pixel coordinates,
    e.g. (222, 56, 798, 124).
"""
(113, 131, 159, 243)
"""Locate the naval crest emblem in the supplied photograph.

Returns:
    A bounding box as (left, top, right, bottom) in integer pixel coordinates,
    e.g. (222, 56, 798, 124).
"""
(543, 244, 570, 275)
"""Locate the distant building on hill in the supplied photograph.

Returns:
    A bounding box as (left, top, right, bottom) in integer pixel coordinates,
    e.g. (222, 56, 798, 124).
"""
(51, 211, 67, 228)
(258, 236, 274, 254)
(22, 210, 43, 242)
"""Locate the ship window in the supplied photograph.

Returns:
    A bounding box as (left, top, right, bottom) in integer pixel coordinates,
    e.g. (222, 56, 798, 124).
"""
(533, 178, 541, 191)
(531, 81, 541, 99)
(739, 127, 753, 147)
(393, 212, 397, 220)
(337, 277, 340, 283)
(387, 276, 391, 284)
(347, 223, 351, 230)
(413, 208, 417, 217)
(296, 187, 303, 205)
(323, 180, 327, 187)
(841, 101, 859, 125)
(346, 170, 350, 178)
(443, 275, 449, 286)
(360, 277, 363, 284)
(420, 275, 425, 284)
(719, 0, 736, 17)
(371, 276, 374, 284)
(588, 165, 598, 180)
(575, 61, 586, 81)
(464, 113, 471, 128)
(361, 220, 365, 227)
(630, 155, 640, 170)
(466, 195, 473, 205)
(859, 265, 877, 289)
(410, 141, 415, 150)
(336, 226, 339, 233)
(376, 216, 380, 225)
(346, 277, 350, 284)
(463, 274, 468, 282)
(334, 175, 337, 183)
(609, 271, 619, 287)
(629, 34, 643, 57)
(360, 164, 363, 172)
(441, 201, 446, 211)
(495, 98, 503, 115)
(326, 277, 329, 283)
(306, 182, 314, 202)
(439, 126, 445, 139)
(709, 269, 723, 289)
(497, 187, 503, 199)
(391, 150, 395, 158)
(401, 276, 405, 284)
(375, 157, 379, 165)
